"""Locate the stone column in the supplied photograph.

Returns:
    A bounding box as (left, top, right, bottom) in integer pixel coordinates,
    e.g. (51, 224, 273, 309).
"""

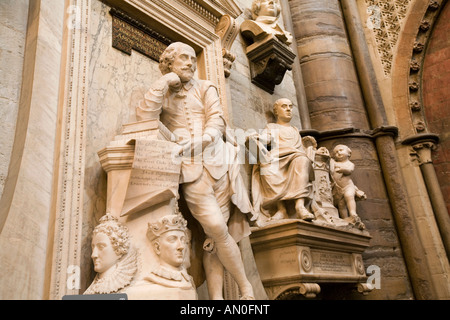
(407, 137, 450, 258)
(289, 0, 434, 299)
(340, 0, 441, 299)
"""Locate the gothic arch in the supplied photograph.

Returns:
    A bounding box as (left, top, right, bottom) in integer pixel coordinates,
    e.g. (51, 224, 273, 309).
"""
(391, 0, 446, 140)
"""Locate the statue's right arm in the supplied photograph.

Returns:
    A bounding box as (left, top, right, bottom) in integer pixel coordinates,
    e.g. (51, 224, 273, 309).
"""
(136, 73, 181, 121)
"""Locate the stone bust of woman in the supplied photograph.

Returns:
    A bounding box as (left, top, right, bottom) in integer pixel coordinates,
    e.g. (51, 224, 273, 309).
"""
(84, 214, 137, 295)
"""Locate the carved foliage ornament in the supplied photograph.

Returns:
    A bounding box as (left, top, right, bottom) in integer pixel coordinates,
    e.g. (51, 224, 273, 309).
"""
(365, 0, 412, 75)
(240, 0, 296, 93)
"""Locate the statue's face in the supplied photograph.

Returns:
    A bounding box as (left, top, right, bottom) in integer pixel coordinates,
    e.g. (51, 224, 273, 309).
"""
(258, 0, 279, 18)
(91, 233, 121, 274)
(155, 230, 186, 269)
(334, 145, 350, 161)
(171, 45, 197, 83)
(274, 99, 293, 123)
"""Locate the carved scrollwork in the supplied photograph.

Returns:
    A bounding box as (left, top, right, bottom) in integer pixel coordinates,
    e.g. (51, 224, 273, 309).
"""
(300, 250, 312, 273)
(354, 254, 365, 275)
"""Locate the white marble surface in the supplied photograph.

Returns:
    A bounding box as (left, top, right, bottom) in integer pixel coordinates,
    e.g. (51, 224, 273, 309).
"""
(0, 0, 65, 299)
(82, 0, 162, 291)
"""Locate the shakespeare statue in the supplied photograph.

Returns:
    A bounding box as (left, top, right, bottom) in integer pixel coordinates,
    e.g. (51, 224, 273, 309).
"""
(136, 42, 256, 300)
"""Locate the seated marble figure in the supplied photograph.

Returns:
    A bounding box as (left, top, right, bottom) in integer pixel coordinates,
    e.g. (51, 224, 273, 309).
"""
(250, 98, 316, 223)
(241, 0, 293, 46)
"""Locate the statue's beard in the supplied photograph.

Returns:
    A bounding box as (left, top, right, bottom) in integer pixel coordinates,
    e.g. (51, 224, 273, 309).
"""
(173, 67, 195, 83)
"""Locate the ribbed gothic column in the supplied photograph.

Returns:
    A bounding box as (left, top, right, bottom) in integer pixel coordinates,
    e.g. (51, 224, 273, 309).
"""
(289, 0, 438, 299)
(290, 0, 369, 130)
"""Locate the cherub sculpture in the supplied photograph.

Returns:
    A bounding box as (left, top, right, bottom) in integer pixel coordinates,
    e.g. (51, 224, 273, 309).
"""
(330, 145, 366, 230)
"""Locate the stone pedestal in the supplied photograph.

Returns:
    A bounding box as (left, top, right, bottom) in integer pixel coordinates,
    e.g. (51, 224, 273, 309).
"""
(250, 219, 372, 299)
(95, 120, 198, 299)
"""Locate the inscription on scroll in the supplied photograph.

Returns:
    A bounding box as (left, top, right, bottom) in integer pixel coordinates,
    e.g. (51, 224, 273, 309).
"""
(121, 139, 181, 216)
(110, 8, 172, 62)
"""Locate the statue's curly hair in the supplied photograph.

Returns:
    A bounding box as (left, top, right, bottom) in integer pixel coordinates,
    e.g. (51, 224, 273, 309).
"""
(93, 214, 130, 257)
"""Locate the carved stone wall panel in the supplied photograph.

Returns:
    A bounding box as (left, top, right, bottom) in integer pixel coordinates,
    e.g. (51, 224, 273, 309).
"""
(364, 0, 413, 75)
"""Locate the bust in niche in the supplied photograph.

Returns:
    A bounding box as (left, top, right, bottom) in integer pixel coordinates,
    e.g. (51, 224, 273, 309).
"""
(84, 214, 137, 295)
(241, 0, 293, 47)
(125, 214, 197, 300)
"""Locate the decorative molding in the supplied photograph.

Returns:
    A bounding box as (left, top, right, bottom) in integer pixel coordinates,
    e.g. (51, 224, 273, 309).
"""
(401, 132, 440, 165)
(412, 141, 437, 165)
(215, 14, 239, 77)
(243, 37, 296, 94)
(300, 125, 399, 142)
(49, 0, 92, 300)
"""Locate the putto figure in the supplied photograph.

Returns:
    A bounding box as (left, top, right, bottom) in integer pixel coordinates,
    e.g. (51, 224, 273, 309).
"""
(330, 145, 366, 230)
(84, 214, 137, 295)
(251, 98, 316, 223)
(136, 42, 255, 300)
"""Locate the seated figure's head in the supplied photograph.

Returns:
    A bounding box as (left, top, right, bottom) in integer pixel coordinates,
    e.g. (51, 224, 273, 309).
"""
(91, 214, 130, 275)
(147, 215, 189, 270)
(251, 0, 281, 20)
(273, 98, 293, 124)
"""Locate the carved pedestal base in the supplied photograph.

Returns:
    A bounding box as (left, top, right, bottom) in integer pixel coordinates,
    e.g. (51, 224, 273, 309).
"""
(250, 219, 372, 299)
(95, 119, 198, 300)
(245, 37, 296, 94)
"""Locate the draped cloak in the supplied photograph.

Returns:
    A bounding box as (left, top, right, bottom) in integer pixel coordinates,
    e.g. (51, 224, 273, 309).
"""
(251, 123, 314, 218)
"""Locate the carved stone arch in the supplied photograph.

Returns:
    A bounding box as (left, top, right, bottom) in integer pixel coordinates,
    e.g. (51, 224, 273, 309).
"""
(391, 0, 445, 140)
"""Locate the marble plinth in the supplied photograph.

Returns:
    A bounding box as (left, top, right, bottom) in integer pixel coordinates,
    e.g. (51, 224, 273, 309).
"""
(250, 219, 372, 299)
